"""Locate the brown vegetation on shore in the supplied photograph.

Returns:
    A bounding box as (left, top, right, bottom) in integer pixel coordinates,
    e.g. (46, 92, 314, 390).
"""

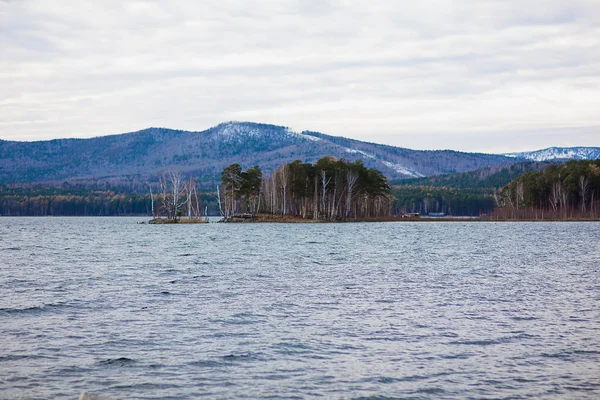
(485, 207, 600, 221)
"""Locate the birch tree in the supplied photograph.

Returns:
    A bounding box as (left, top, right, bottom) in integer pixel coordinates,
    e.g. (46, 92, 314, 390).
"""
(159, 171, 188, 219)
(579, 175, 589, 213)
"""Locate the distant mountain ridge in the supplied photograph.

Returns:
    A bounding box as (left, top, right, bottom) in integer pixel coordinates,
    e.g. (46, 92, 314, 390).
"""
(0, 122, 594, 186)
(0, 122, 517, 185)
(504, 147, 600, 161)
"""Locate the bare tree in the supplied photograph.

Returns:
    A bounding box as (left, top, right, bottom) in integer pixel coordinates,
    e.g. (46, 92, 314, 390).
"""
(159, 171, 188, 220)
(185, 178, 201, 218)
(502, 187, 514, 209)
(579, 175, 589, 213)
(516, 182, 524, 210)
(319, 170, 330, 218)
(313, 174, 319, 220)
(216, 185, 224, 217)
(492, 189, 500, 208)
(146, 182, 155, 216)
(560, 184, 569, 212)
(345, 169, 359, 218)
(549, 182, 560, 211)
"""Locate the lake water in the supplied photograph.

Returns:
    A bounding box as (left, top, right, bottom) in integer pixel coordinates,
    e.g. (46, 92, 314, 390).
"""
(1, 218, 599, 399)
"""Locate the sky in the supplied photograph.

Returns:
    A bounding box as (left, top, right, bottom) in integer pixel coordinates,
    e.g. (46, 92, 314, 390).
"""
(1, 0, 599, 153)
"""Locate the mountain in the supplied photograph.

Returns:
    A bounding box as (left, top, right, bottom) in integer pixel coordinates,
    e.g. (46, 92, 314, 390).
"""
(504, 147, 600, 162)
(0, 122, 519, 186)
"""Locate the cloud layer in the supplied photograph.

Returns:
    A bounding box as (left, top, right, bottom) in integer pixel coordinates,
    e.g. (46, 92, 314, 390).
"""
(1, 0, 599, 152)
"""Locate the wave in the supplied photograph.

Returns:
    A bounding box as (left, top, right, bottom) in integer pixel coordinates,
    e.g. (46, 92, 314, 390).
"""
(541, 349, 600, 360)
(98, 357, 137, 367)
(0, 302, 69, 316)
(0, 354, 53, 362)
(188, 359, 225, 368)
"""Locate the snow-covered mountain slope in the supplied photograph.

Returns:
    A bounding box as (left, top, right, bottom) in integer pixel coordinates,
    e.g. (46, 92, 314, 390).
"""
(504, 147, 600, 162)
(0, 121, 519, 184)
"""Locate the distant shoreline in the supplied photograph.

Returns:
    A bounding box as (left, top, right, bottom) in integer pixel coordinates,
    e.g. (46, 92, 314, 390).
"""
(1, 215, 598, 222)
(220, 214, 600, 223)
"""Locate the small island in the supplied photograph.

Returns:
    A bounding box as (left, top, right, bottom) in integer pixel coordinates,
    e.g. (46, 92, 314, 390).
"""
(147, 157, 393, 223)
(217, 157, 393, 222)
(146, 172, 209, 224)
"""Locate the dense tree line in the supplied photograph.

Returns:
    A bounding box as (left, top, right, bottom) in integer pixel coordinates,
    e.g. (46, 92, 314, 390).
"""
(219, 164, 263, 217)
(389, 162, 555, 216)
(495, 160, 600, 219)
(0, 185, 219, 216)
(219, 157, 393, 220)
(391, 186, 496, 216)
(0, 188, 151, 216)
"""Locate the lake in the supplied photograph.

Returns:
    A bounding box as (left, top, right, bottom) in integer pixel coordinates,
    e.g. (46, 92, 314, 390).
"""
(1, 218, 599, 399)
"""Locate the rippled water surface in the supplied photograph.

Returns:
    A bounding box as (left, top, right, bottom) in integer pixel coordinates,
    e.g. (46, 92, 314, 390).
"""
(1, 218, 600, 399)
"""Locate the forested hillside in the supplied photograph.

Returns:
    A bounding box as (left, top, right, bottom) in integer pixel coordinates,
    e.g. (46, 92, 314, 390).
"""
(393, 162, 551, 189)
(494, 159, 600, 219)
(504, 147, 600, 161)
(388, 162, 551, 216)
(0, 122, 518, 186)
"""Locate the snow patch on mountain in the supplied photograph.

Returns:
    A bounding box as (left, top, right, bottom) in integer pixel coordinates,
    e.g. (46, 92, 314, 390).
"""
(381, 160, 425, 178)
(345, 148, 424, 178)
(345, 148, 373, 158)
(214, 122, 265, 141)
(296, 132, 321, 142)
(504, 147, 600, 161)
(214, 122, 326, 145)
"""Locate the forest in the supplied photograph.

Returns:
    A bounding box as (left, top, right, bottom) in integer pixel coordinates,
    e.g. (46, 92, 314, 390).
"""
(392, 161, 551, 189)
(219, 157, 393, 220)
(0, 185, 218, 217)
(388, 162, 554, 216)
(0, 157, 393, 220)
(494, 159, 600, 219)
(0, 187, 151, 216)
(4, 159, 598, 220)
(391, 186, 496, 216)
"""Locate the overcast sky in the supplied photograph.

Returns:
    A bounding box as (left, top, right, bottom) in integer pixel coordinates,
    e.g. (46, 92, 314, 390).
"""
(1, 0, 599, 152)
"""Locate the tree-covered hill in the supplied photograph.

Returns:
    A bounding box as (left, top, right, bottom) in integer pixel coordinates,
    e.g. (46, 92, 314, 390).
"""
(504, 147, 600, 161)
(392, 161, 552, 189)
(389, 162, 553, 216)
(0, 122, 518, 186)
(495, 159, 600, 219)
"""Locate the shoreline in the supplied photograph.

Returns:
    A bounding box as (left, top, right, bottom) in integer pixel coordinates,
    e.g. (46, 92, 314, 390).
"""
(222, 214, 600, 223)
(147, 217, 209, 224)
(1, 215, 599, 222)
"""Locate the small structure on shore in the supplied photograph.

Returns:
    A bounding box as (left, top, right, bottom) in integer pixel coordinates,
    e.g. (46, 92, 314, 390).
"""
(149, 216, 208, 224)
(226, 213, 257, 222)
(402, 212, 420, 219)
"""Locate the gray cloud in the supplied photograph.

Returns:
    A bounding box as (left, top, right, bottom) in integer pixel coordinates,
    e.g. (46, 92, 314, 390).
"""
(1, 0, 599, 152)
